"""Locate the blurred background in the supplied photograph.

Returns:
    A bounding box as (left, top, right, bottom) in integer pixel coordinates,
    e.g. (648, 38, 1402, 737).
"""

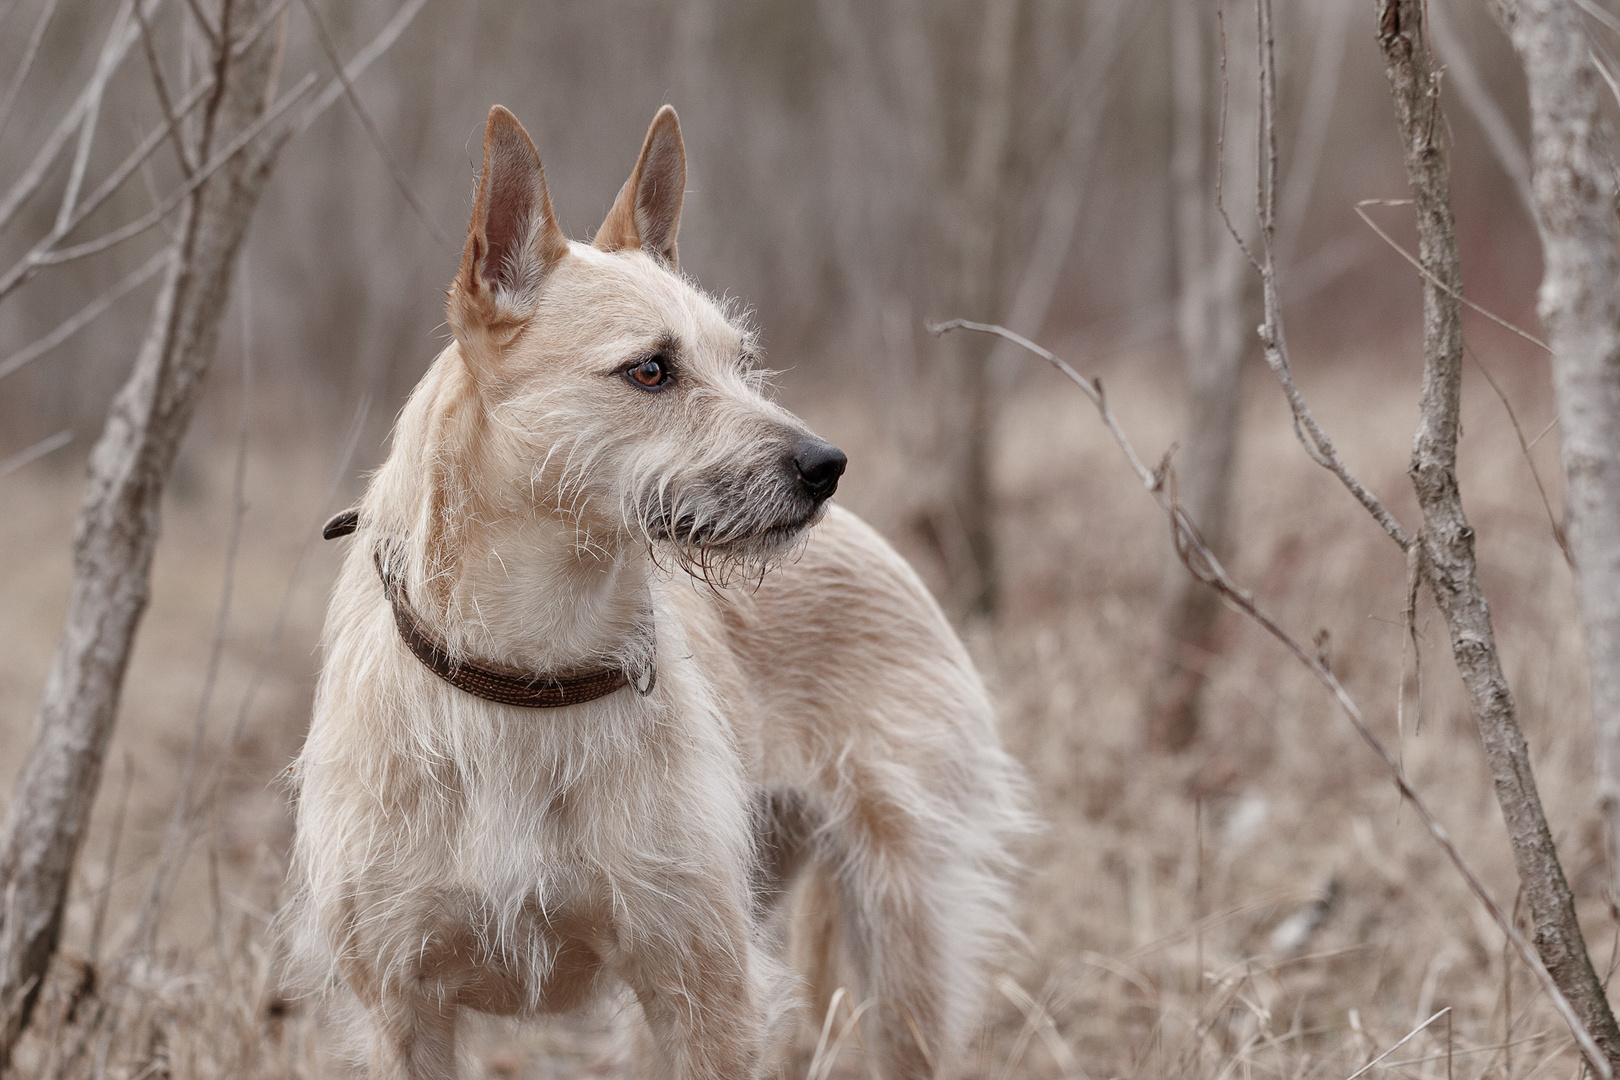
(0, 0, 1602, 1077)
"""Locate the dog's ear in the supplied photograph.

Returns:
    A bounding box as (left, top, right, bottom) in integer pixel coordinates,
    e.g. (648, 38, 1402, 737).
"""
(594, 105, 686, 267)
(448, 106, 568, 352)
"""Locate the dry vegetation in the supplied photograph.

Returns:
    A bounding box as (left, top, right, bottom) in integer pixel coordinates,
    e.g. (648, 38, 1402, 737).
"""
(0, 326, 1602, 1078)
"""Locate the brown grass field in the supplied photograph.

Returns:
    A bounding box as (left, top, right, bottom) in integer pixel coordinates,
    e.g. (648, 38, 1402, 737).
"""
(0, 334, 1603, 1079)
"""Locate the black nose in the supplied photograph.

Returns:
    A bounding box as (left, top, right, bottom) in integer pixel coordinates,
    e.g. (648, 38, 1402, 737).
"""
(793, 438, 847, 500)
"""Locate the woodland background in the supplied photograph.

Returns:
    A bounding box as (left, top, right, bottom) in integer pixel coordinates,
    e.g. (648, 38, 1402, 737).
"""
(0, 0, 1604, 1077)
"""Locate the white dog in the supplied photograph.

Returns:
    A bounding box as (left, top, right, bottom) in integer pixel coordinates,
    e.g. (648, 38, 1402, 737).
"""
(284, 104, 1032, 1080)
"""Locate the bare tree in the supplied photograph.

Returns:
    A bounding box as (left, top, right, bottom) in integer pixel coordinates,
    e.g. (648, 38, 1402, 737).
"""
(929, 0, 1620, 1067)
(1375, 0, 1620, 1068)
(1146, 0, 1253, 751)
(0, 0, 427, 1061)
(1498, 0, 1620, 927)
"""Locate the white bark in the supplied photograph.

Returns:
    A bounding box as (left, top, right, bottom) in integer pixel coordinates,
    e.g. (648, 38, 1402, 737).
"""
(1501, 0, 1620, 940)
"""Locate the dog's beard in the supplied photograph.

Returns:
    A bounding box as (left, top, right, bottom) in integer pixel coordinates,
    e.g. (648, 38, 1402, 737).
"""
(638, 471, 826, 587)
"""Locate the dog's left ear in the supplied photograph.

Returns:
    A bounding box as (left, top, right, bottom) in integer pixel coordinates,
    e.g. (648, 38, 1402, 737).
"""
(594, 106, 686, 268)
(449, 106, 568, 357)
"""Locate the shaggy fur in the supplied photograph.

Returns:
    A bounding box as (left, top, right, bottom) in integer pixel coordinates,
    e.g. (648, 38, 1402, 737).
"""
(283, 104, 1033, 1080)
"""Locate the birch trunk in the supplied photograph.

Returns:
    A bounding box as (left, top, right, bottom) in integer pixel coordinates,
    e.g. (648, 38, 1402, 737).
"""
(1380, 0, 1620, 1069)
(0, 0, 284, 1060)
(1500, 0, 1620, 917)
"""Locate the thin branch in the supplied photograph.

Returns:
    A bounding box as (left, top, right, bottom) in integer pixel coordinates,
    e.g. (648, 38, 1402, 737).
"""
(293, 0, 455, 251)
(1214, 4, 1412, 550)
(992, 0, 1140, 357)
(55, 0, 137, 234)
(0, 0, 165, 236)
(0, 430, 71, 481)
(285, 0, 432, 144)
(1346, 1010, 1453, 1080)
(135, 0, 197, 177)
(1354, 199, 1551, 352)
(178, 0, 219, 48)
(231, 0, 291, 68)
(0, 0, 64, 146)
(0, 72, 214, 295)
(1429, 0, 1537, 220)
(1466, 341, 1573, 565)
(0, 71, 316, 300)
(0, 246, 172, 381)
(930, 317, 1611, 1080)
(1276, 0, 1353, 269)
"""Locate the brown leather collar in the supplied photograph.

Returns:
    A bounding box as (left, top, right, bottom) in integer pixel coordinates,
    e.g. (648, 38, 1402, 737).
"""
(324, 511, 652, 708)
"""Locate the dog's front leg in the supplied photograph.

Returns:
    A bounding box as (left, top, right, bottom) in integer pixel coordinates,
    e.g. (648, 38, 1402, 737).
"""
(363, 992, 458, 1080)
(614, 890, 779, 1080)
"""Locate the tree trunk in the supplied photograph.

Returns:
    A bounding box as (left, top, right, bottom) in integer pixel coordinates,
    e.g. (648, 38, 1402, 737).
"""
(953, 0, 1021, 617)
(1500, 0, 1620, 916)
(0, 0, 284, 1061)
(1148, 0, 1249, 751)
(1380, 0, 1620, 1071)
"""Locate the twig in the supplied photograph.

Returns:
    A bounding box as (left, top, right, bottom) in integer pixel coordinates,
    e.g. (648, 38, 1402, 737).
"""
(0, 71, 316, 298)
(294, 0, 455, 251)
(1346, 1010, 1453, 1080)
(1428, 0, 1537, 220)
(0, 246, 172, 382)
(135, 0, 197, 177)
(1465, 341, 1572, 565)
(55, 0, 137, 235)
(0, 0, 64, 146)
(178, 0, 219, 48)
(1213, 5, 1413, 551)
(931, 317, 1613, 1079)
(0, 0, 163, 236)
(1354, 199, 1551, 352)
(286, 0, 433, 143)
(991, 0, 1140, 362)
(1276, 0, 1353, 269)
(0, 430, 72, 480)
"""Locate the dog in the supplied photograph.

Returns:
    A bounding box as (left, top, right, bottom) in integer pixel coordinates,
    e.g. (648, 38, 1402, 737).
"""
(284, 104, 1033, 1080)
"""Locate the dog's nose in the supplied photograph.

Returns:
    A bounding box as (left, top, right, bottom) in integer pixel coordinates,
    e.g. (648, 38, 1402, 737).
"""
(794, 438, 847, 500)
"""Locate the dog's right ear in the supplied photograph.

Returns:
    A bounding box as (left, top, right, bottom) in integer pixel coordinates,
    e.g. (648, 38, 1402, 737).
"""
(447, 106, 568, 361)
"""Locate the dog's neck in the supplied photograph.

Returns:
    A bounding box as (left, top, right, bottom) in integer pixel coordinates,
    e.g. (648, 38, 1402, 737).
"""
(365, 346, 656, 675)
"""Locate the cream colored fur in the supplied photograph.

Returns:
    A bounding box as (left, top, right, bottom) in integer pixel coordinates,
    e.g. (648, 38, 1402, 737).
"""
(283, 105, 1033, 1080)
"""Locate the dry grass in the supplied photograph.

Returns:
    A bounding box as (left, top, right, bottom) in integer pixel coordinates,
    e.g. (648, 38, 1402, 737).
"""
(0, 340, 1605, 1079)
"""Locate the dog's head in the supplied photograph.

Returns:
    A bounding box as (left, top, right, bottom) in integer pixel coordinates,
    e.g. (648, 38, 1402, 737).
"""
(442, 105, 844, 582)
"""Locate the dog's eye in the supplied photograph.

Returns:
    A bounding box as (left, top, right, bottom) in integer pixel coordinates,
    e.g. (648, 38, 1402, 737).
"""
(628, 355, 671, 390)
